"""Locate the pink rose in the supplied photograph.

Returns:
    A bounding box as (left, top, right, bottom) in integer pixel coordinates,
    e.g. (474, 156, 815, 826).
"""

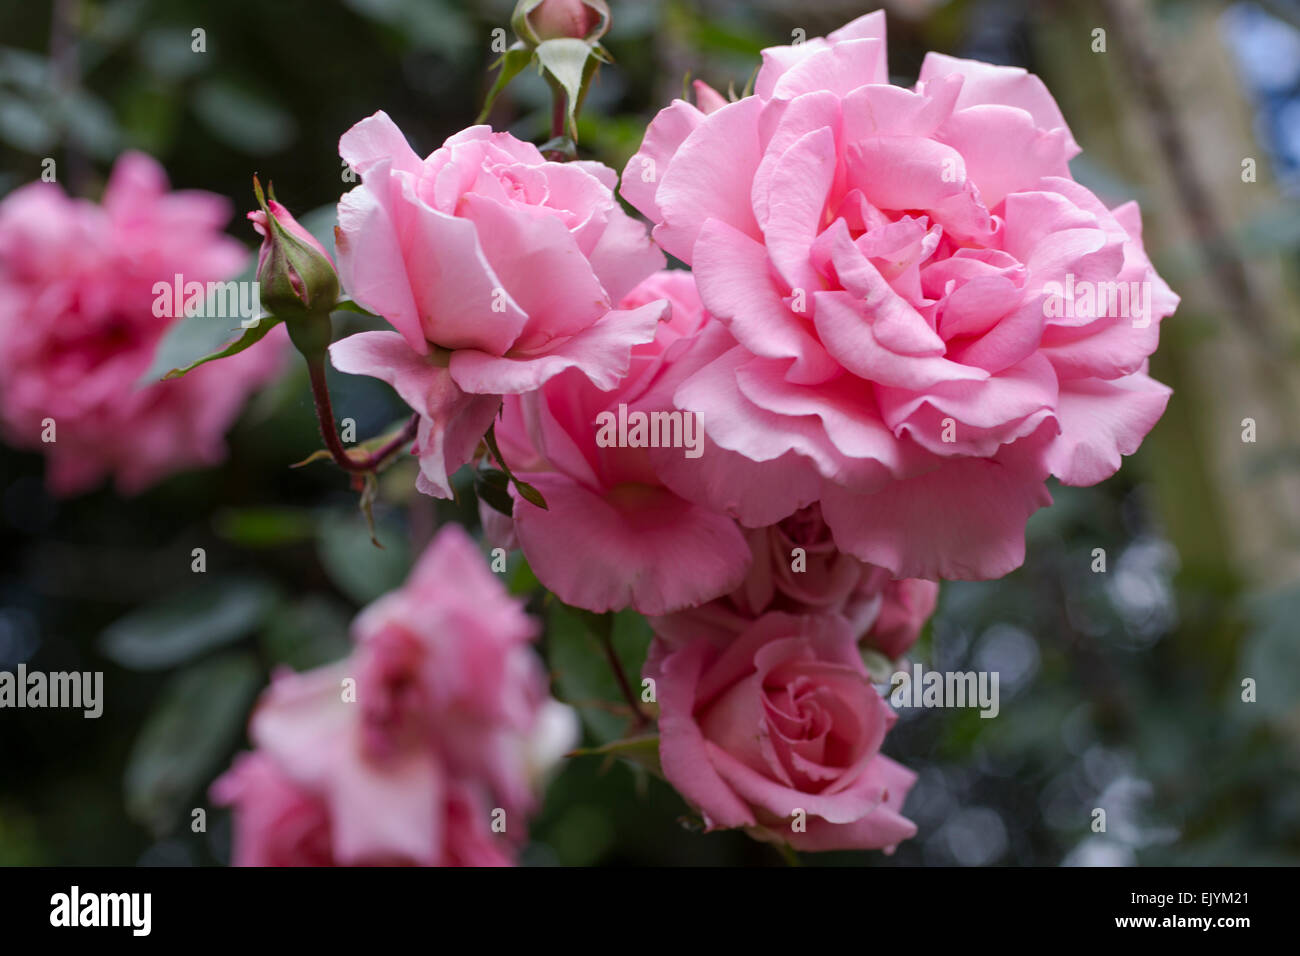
(210, 753, 337, 867)
(653, 503, 938, 659)
(647, 611, 917, 852)
(865, 576, 940, 660)
(488, 270, 751, 614)
(328, 112, 667, 497)
(623, 11, 1177, 580)
(213, 752, 514, 867)
(213, 524, 577, 866)
(0, 151, 284, 496)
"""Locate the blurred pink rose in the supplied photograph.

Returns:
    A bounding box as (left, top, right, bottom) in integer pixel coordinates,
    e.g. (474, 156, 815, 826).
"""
(0, 151, 284, 496)
(328, 112, 667, 497)
(213, 525, 577, 866)
(647, 611, 917, 852)
(623, 11, 1177, 580)
(488, 270, 751, 615)
(213, 752, 514, 867)
(210, 753, 336, 867)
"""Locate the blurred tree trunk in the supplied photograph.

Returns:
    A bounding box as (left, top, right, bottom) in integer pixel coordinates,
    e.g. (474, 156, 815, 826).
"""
(1033, 0, 1300, 675)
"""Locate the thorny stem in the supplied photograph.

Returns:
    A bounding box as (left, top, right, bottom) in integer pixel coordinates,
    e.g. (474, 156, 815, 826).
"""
(305, 356, 418, 473)
(594, 614, 650, 730)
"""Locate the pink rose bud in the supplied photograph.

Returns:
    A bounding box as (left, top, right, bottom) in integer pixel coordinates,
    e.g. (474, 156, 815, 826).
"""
(248, 179, 339, 335)
(515, 0, 609, 44)
(691, 80, 728, 114)
(863, 576, 940, 660)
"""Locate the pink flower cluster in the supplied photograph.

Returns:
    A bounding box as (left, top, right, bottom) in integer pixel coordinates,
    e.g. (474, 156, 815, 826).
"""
(0, 8, 1178, 862)
(481, 270, 934, 851)
(300, 11, 1174, 857)
(0, 152, 284, 496)
(213, 525, 576, 866)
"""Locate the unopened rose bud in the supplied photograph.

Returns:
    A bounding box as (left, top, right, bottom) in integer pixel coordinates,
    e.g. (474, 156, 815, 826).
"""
(692, 80, 728, 115)
(514, 0, 609, 45)
(248, 178, 339, 334)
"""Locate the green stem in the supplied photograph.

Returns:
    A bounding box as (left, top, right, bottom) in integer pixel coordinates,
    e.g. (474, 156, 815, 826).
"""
(593, 613, 650, 730)
(775, 843, 802, 868)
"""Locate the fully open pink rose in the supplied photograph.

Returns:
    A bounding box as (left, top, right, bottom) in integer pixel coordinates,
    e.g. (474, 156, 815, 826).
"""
(623, 11, 1177, 580)
(489, 271, 751, 615)
(0, 151, 284, 496)
(647, 611, 917, 852)
(213, 525, 576, 866)
(328, 112, 666, 497)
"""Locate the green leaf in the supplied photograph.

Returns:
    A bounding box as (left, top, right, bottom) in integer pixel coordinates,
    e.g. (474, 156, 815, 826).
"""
(99, 577, 279, 670)
(483, 421, 548, 510)
(475, 467, 514, 517)
(568, 734, 662, 776)
(331, 297, 379, 317)
(0, 96, 56, 152)
(507, 553, 540, 597)
(514, 478, 548, 510)
(315, 510, 412, 604)
(573, 43, 604, 118)
(534, 37, 598, 138)
(212, 506, 316, 549)
(161, 315, 282, 380)
(477, 43, 535, 123)
(1239, 586, 1300, 721)
(511, 0, 547, 44)
(261, 595, 352, 670)
(192, 78, 297, 154)
(547, 605, 653, 744)
(124, 652, 262, 835)
(342, 0, 475, 58)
